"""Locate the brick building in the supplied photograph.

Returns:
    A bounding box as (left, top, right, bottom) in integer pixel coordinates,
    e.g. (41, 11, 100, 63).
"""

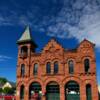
(16, 27, 99, 100)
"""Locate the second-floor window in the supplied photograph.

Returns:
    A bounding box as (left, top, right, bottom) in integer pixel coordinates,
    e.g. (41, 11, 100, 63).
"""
(68, 60, 74, 74)
(54, 61, 59, 74)
(21, 64, 25, 77)
(84, 59, 90, 73)
(46, 62, 51, 74)
(33, 63, 38, 75)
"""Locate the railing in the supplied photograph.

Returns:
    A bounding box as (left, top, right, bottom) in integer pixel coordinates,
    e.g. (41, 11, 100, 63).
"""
(0, 96, 16, 100)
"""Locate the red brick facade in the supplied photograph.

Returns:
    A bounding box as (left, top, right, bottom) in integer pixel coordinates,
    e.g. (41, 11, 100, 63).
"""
(16, 29, 99, 100)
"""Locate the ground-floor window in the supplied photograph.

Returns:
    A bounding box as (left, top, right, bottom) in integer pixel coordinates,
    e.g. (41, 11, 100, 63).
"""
(65, 81, 80, 100)
(20, 85, 24, 100)
(86, 84, 92, 100)
(29, 82, 42, 100)
(46, 81, 60, 100)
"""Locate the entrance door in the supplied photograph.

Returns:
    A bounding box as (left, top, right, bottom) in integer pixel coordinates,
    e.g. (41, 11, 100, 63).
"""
(65, 81, 80, 100)
(46, 82, 60, 100)
(29, 82, 42, 100)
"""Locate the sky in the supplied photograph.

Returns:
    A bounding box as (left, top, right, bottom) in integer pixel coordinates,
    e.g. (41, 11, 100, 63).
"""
(0, 0, 100, 85)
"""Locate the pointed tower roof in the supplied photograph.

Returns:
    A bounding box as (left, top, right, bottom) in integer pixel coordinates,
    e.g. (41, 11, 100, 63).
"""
(17, 26, 33, 43)
(17, 26, 37, 47)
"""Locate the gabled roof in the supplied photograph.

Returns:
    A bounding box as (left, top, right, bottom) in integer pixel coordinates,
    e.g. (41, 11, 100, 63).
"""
(79, 38, 95, 47)
(17, 26, 33, 43)
(8, 81, 16, 88)
(42, 38, 64, 52)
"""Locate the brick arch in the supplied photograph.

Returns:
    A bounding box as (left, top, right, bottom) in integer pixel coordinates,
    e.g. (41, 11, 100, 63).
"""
(17, 81, 26, 89)
(66, 57, 76, 62)
(81, 56, 93, 62)
(27, 78, 43, 87)
(62, 76, 82, 86)
(51, 58, 60, 62)
(31, 60, 40, 65)
(44, 59, 52, 63)
(83, 79, 95, 86)
(44, 77, 62, 86)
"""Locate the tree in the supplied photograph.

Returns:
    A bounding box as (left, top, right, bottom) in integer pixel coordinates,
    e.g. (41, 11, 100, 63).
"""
(0, 88, 3, 93)
(3, 87, 15, 95)
(0, 78, 7, 84)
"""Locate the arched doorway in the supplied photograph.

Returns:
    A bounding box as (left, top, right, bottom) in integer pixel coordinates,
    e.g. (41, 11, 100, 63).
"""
(46, 81, 60, 100)
(29, 82, 42, 100)
(65, 81, 80, 100)
(20, 85, 24, 100)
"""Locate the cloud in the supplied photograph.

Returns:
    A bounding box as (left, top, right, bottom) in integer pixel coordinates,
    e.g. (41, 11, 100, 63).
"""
(0, 55, 12, 62)
(46, 0, 100, 48)
(0, 0, 100, 48)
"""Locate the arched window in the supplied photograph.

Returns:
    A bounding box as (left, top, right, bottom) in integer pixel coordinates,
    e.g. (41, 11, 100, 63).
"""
(86, 84, 92, 100)
(21, 46, 28, 55)
(68, 60, 74, 74)
(84, 59, 90, 73)
(54, 61, 59, 74)
(21, 64, 25, 77)
(46, 62, 51, 74)
(33, 63, 38, 75)
(20, 85, 24, 100)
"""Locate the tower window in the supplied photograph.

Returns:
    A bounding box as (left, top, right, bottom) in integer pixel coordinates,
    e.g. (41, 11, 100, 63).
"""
(84, 59, 90, 73)
(33, 63, 38, 75)
(68, 60, 74, 74)
(21, 46, 28, 56)
(54, 61, 59, 74)
(21, 64, 25, 77)
(46, 62, 51, 74)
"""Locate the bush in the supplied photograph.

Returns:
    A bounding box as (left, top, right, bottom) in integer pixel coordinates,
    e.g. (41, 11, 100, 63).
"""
(0, 88, 3, 93)
(3, 87, 15, 95)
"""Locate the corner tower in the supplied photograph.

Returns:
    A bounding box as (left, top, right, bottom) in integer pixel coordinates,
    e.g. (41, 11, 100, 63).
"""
(16, 26, 37, 100)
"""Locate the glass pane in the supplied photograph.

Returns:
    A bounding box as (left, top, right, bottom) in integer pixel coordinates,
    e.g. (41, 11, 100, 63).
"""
(54, 62, 58, 74)
(20, 86, 24, 99)
(46, 62, 51, 74)
(33, 63, 38, 75)
(21, 64, 25, 77)
(65, 81, 80, 100)
(84, 59, 90, 73)
(68, 60, 74, 74)
(86, 84, 92, 100)
(46, 82, 60, 100)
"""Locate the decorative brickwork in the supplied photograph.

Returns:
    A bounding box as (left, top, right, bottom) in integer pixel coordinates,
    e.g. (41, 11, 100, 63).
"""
(16, 28, 99, 100)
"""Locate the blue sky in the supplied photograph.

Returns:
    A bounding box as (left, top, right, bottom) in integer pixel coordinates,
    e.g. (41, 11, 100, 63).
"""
(0, 0, 100, 85)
